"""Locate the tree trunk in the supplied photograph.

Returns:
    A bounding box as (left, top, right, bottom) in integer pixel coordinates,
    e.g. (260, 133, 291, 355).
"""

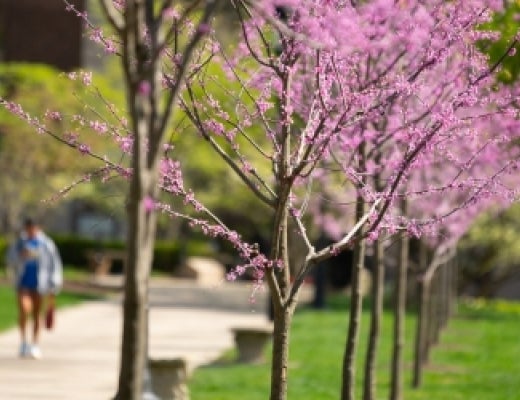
(412, 279, 428, 388)
(341, 197, 366, 400)
(114, 2, 159, 398)
(440, 263, 449, 329)
(450, 256, 458, 317)
(115, 177, 158, 399)
(114, 71, 160, 400)
(432, 273, 441, 345)
(412, 241, 429, 388)
(389, 210, 409, 400)
(362, 238, 384, 400)
(269, 306, 294, 400)
(265, 158, 294, 399)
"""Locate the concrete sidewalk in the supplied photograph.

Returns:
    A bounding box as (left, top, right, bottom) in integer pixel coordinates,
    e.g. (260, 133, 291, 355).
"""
(0, 301, 269, 399)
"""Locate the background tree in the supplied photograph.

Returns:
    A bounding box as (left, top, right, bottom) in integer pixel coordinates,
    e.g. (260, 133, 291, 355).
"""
(0, 63, 122, 234)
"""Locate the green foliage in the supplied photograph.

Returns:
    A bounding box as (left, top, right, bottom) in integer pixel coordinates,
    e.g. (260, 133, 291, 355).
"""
(0, 62, 125, 233)
(52, 235, 215, 274)
(191, 296, 520, 400)
(53, 235, 122, 268)
(458, 204, 520, 296)
(0, 236, 7, 267)
(479, 2, 520, 84)
(460, 204, 520, 268)
(459, 297, 520, 318)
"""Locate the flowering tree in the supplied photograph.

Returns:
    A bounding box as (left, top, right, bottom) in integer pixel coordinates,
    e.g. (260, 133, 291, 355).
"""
(2, 1, 520, 400)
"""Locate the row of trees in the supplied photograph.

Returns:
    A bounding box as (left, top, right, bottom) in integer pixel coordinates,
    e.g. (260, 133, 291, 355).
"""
(2, 1, 520, 400)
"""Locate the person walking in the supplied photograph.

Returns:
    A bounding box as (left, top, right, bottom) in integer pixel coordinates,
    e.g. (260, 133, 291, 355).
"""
(6, 218, 63, 359)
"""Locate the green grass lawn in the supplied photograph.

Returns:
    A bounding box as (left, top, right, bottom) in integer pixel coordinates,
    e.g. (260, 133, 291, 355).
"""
(190, 297, 520, 400)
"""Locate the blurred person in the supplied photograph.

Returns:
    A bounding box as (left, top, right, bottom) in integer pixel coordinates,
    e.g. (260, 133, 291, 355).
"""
(5, 218, 62, 359)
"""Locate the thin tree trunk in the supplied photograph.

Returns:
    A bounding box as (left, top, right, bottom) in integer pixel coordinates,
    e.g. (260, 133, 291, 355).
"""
(450, 255, 458, 317)
(341, 196, 366, 400)
(429, 273, 440, 346)
(389, 201, 409, 400)
(268, 62, 294, 400)
(115, 176, 157, 399)
(267, 193, 303, 400)
(362, 237, 384, 400)
(412, 279, 428, 388)
(113, 2, 158, 398)
(270, 305, 294, 400)
(412, 241, 429, 388)
(426, 273, 436, 358)
(441, 263, 449, 329)
(268, 203, 294, 400)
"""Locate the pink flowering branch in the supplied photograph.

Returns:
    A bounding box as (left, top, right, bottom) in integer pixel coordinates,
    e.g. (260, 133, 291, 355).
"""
(64, 0, 120, 55)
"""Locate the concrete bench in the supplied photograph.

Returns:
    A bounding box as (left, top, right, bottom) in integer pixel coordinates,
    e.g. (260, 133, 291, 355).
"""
(149, 358, 190, 400)
(85, 249, 127, 276)
(232, 326, 273, 364)
(175, 256, 225, 285)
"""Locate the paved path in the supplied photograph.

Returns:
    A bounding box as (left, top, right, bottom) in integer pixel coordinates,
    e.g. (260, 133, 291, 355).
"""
(0, 300, 269, 399)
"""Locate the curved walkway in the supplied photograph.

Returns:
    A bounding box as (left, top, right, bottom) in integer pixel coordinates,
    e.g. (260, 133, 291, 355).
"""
(0, 290, 270, 399)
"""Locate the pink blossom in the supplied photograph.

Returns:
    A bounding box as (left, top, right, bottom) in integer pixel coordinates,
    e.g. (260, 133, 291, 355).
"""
(78, 144, 91, 155)
(137, 81, 151, 96)
(81, 71, 92, 86)
(143, 196, 156, 212)
(163, 7, 179, 20)
(44, 110, 62, 121)
(118, 136, 133, 154)
(197, 23, 211, 35)
(90, 120, 109, 134)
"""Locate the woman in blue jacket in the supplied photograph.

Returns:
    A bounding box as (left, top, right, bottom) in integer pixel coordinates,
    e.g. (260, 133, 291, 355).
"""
(6, 218, 63, 359)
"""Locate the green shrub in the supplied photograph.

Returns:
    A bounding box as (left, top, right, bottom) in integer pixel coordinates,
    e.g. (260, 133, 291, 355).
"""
(53, 236, 101, 268)
(0, 236, 8, 267)
(51, 235, 216, 274)
(151, 240, 182, 274)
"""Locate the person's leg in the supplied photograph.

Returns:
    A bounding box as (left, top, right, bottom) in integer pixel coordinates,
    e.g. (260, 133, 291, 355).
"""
(22, 291, 43, 359)
(30, 291, 43, 345)
(17, 290, 32, 356)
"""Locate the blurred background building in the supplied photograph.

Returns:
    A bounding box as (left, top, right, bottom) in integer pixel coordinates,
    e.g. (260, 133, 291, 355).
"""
(0, 0, 85, 71)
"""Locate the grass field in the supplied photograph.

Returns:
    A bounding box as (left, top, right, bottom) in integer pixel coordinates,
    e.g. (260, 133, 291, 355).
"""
(190, 297, 520, 400)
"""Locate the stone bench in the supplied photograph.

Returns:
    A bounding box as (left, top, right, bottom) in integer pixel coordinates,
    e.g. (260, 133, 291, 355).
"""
(85, 249, 127, 276)
(175, 256, 225, 285)
(232, 326, 273, 364)
(149, 358, 190, 400)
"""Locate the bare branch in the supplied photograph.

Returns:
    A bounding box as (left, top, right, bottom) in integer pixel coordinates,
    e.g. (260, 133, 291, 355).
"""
(153, 0, 221, 156)
(181, 91, 277, 207)
(239, 0, 325, 50)
(310, 198, 382, 265)
(155, 0, 203, 60)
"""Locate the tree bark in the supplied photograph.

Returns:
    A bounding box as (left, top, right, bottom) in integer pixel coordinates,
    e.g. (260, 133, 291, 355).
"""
(269, 305, 294, 400)
(362, 237, 384, 400)
(389, 202, 409, 400)
(113, 2, 160, 398)
(412, 279, 428, 388)
(267, 193, 295, 400)
(341, 196, 366, 400)
(412, 241, 429, 388)
(115, 175, 158, 399)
